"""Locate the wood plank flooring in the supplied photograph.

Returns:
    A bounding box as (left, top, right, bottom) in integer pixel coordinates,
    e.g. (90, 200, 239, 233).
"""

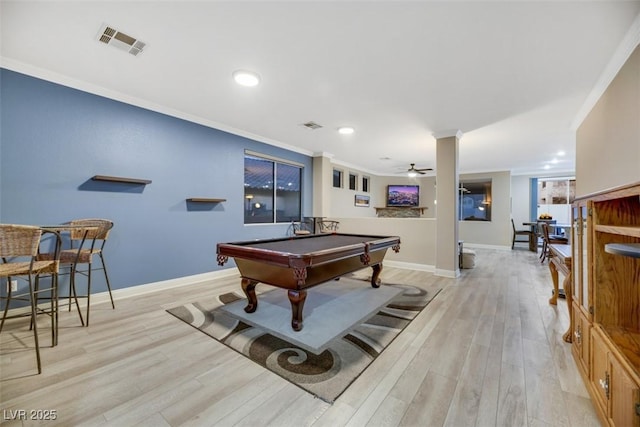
(0, 248, 601, 426)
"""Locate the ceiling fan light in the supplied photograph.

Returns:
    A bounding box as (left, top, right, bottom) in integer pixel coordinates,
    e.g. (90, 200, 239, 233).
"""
(407, 171, 418, 178)
(233, 70, 261, 87)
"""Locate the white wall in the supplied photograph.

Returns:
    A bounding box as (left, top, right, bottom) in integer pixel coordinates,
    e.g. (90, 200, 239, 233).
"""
(459, 171, 512, 248)
(329, 164, 437, 218)
(336, 217, 437, 269)
(511, 175, 532, 226)
(329, 167, 525, 269)
(329, 165, 377, 218)
(576, 45, 640, 196)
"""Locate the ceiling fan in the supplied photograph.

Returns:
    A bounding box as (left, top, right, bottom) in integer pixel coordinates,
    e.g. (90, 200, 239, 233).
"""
(406, 163, 433, 177)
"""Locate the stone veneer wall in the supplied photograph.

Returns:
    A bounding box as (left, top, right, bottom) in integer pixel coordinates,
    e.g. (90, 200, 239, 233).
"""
(374, 207, 427, 218)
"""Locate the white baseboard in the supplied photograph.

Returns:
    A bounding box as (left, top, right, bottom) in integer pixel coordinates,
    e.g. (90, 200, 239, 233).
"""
(2, 268, 241, 317)
(385, 260, 435, 272)
(4, 261, 455, 317)
(434, 268, 460, 278)
(463, 243, 511, 251)
(96, 268, 240, 304)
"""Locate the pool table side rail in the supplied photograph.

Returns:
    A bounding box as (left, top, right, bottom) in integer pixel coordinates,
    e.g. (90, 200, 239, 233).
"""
(216, 234, 400, 269)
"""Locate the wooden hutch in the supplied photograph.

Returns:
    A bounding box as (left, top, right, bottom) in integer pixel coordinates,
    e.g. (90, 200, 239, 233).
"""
(571, 181, 640, 426)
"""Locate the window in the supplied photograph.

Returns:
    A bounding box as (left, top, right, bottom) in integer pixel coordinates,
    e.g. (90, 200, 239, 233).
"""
(333, 169, 343, 188)
(244, 153, 302, 224)
(459, 179, 492, 221)
(538, 178, 576, 205)
(536, 177, 575, 224)
(362, 176, 369, 193)
(349, 173, 357, 190)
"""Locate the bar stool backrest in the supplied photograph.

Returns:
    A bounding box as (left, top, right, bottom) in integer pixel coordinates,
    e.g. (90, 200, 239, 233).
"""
(0, 224, 42, 258)
(68, 219, 113, 242)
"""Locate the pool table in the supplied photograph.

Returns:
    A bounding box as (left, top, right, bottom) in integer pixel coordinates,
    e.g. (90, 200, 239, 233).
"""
(216, 233, 401, 331)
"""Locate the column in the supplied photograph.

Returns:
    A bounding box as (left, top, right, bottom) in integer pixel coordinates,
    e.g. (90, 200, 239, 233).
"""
(434, 130, 463, 278)
(312, 153, 333, 218)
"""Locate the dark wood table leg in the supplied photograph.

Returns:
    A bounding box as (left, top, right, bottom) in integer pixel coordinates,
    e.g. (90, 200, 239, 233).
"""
(370, 263, 382, 288)
(241, 279, 259, 313)
(529, 232, 537, 252)
(288, 289, 307, 331)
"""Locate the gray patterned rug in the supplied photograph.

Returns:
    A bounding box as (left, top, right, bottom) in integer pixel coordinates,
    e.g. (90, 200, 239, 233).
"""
(166, 277, 441, 403)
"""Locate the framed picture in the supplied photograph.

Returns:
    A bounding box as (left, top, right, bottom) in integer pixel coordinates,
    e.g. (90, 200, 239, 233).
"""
(355, 194, 370, 207)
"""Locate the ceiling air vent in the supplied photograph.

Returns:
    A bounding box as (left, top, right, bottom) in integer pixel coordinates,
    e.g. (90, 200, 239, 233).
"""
(302, 121, 323, 130)
(97, 25, 146, 56)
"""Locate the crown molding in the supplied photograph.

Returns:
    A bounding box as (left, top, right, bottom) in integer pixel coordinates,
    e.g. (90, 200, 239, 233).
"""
(571, 11, 640, 130)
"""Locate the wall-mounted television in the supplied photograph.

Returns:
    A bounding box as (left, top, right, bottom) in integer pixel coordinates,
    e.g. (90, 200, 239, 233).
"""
(387, 185, 420, 207)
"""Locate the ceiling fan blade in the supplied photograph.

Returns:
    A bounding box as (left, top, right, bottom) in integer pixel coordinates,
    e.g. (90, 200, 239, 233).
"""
(415, 168, 433, 172)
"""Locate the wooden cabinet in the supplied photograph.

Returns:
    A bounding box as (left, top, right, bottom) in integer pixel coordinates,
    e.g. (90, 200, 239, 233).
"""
(572, 201, 593, 376)
(609, 353, 640, 427)
(591, 327, 640, 427)
(572, 181, 640, 426)
(572, 301, 591, 375)
(591, 327, 610, 416)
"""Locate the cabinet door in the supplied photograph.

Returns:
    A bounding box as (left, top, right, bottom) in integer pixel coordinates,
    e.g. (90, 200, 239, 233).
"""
(580, 204, 590, 314)
(591, 328, 610, 415)
(610, 355, 640, 427)
(572, 302, 583, 365)
(572, 304, 591, 375)
(572, 206, 581, 305)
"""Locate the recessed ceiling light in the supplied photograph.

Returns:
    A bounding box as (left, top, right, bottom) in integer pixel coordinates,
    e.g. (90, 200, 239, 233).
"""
(233, 70, 260, 87)
(544, 164, 551, 170)
(557, 150, 566, 156)
(338, 127, 354, 135)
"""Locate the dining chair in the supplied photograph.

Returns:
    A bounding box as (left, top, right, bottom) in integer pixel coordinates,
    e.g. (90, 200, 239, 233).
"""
(0, 224, 60, 374)
(318, 220, 340, 233)
(540, 222, 568, 263)
(289, 219, 313, 236)
(511, 219, 532, 249)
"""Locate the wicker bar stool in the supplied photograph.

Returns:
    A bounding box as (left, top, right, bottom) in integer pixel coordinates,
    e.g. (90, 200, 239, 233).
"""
(38, 219, 115, 326)
(0, 224, 60, 374)
(61, 219, 115, 326)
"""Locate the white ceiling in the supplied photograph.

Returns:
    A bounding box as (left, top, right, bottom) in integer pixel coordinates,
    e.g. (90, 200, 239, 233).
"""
(2, 1, 639, 177)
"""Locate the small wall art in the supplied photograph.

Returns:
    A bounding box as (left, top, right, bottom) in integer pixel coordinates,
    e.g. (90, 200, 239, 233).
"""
(355, 194, 370, 207)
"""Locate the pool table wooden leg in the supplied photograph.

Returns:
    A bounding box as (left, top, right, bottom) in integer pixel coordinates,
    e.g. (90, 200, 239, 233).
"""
(288, 289, 307, 331)
(241, 279, 259, 313)
(370, 263, 382, 288)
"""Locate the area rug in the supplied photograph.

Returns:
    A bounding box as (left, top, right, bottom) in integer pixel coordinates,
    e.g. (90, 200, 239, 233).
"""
(166, 277, 441, 403)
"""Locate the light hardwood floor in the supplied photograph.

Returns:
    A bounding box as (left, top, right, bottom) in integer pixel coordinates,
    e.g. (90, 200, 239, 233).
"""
(1, 248, 601, 426)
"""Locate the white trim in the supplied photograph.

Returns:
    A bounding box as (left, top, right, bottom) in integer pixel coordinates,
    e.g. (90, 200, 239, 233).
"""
(0, 57, 314, 157)
(385, 260, 435, 272)
(244, 150, 304, 168)
(432, 129, 464, 140)
(464, 243, 511, 251)
(2, 268, 240, 318)
(312, 151, 335, 159)
(434, 268, 460, 278)
(571, 12, 640, 130)
(96, 268, 240, 304)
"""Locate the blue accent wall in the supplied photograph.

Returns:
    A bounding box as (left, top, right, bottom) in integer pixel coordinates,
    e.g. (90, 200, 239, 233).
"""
(0, 69, 313, 293)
